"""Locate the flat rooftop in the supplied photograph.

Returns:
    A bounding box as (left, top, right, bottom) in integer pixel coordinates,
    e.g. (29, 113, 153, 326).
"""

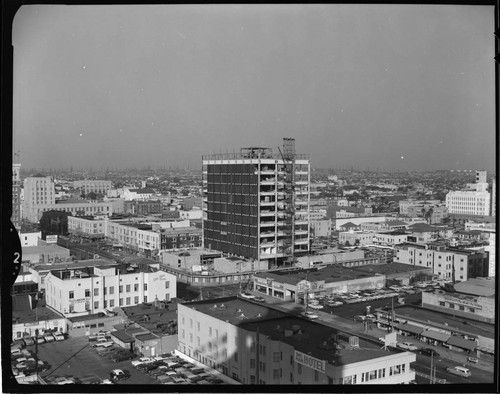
(22, 244, 69, 254)
(183, 297, 288, 326)
(32, 259, 117, 272)
(258, 265, 385, 286)
(184, 297, 403, 366)
(12, 300, 63, 324)
(241, 316, 403, 366)
(389, 305, 494, 339)
(352, 262, 429, 276)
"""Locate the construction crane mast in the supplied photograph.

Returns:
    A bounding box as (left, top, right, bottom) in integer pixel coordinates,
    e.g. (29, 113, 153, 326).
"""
(278, 138, 296, 268)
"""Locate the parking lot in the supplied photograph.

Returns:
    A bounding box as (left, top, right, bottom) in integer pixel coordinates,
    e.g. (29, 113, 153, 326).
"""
(32, 336, 158, 385)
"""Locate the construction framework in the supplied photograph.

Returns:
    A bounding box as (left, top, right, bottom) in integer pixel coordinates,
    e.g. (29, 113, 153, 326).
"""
(279, 138, 296, 267)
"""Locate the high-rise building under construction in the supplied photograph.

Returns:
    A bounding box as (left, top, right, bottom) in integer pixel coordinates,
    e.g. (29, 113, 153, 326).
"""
(202, 138, 310, 267)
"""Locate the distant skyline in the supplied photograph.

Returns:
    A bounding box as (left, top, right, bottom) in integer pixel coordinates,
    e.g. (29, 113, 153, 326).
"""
(12, 4, 495, 172)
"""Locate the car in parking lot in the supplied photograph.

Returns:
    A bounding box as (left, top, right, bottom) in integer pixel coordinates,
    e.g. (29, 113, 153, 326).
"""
(397, 342, 419, 351)
(304, 311, 319, 320)
(110, 369, 131, 382)
(253, 296, 265, 303)
(467, 357, 479, 364)
(132, 357, 155, 367)
(53, 332, 65, 341)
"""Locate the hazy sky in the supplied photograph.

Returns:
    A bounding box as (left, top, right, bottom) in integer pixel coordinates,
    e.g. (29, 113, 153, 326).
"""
(12, 4, 495, 171)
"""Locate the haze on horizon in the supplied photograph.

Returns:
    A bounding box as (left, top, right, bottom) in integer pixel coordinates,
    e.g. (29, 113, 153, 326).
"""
(12, 4, 495, 172)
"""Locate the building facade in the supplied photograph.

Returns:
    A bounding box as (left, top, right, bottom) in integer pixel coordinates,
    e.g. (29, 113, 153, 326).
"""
(44, 264, 176, 317)
(177, 297, 416, 385)
(22, 175, 56, 223)
(73, 180, 112, 195)
(203, 142, 310, 265)
(394, 243, 489, 281)
(68, 216, 106, 239)
(124, 200, 162, 216)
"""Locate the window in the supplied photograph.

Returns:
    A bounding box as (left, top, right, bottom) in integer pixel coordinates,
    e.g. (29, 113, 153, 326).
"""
(69, 291, 74, 299)
(134, 296, 139, 304)
(439, 301, 445, 306)
(378, 368, 385, 378)
(250, 359, 256, 368)
(126, 297, 131, 305)
(109, 286, 114, 295)
(273, 352, 280, 362)
(104, 287, 107, 295)
(119, 285, 123, 293)
(134, 284, 139, 291)
(165, 281, 170, 289)
(250, 375, 256, 384)
(143, 283, 147, 291)
(143, 296, 147, 303)
(234, 352, 238, 362)
(94, 301, 99, 309)
(109, 299, 114, 307)
(119, 298, 123, 306)
(94, 288, 99, 296)
(126, 284, 131, 292)
(290, 373, 293, 383)
(189, 333, 193, 342)
(197, 322, 200, 331)
(273, 369, 280, 380)
(85, 289, 90, 297)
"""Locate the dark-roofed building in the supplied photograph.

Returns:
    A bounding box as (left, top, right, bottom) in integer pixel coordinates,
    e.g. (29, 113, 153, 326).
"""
(338, 222, 359, 232)
(421, 277, 495, 324)
(178, 296, 416, 384)
(67, 311, 123, 337)
(375, 304, 494, 355)
(253, 265, 387, 302)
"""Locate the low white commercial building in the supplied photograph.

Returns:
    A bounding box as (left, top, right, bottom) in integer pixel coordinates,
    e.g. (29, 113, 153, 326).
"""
(45, 263, 176, 317)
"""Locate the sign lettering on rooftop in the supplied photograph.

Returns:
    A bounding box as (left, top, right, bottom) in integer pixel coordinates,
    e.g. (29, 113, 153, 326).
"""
(294, 350, 326, 373)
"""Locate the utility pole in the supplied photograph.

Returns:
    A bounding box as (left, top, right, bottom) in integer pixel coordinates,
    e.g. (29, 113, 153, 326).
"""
(34, 328, 39, 382)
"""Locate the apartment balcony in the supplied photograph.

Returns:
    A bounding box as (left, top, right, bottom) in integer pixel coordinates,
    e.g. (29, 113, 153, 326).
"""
(260, 200, 275, 206)
(260, 210, 277, 217)
(295, 229, 309, 236)
(260, 189, 276, 196)
(294, 238, 309, 245)
(260, 221, 276, 227)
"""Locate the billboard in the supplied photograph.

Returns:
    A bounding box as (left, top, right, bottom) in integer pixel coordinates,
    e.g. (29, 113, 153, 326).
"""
(46, 235, 58, 244)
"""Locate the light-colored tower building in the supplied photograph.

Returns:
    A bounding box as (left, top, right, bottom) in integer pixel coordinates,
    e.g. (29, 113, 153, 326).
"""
(445, 170, 491, 216)
(22, 174, 56, 223)
(202, 139, 310, 267)
(12, 163, 22, 231)
(476, 170, 487, 184)
(72, 180, 112, 195)
(491, 178, 496, 217)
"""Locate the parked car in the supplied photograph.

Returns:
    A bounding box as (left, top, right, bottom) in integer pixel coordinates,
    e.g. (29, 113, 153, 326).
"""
(446, 366, 471, 378)
(110, 369, 131, 382)
(304, 311, 319, 320)
(23, 337, 35, 346)
(353, 315, 366, 322)
(397, 342, 419, 351)
(93, 340, 114, 348)
(309, 304, 324, 310)
(419, 348, 440, 358)
(253, 296, 265, 303)
(132, 357, 155, 367)
(239, 292, 255, 300)
(43, 332, 55, 342)
(36, 336, 45, 344)
(467, 357, 479, 364)
(53, 332, 65, 341)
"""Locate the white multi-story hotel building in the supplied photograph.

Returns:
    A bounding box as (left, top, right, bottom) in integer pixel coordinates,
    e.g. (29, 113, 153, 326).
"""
(45, 263, 176, 317)
(177, 297, 416, 385)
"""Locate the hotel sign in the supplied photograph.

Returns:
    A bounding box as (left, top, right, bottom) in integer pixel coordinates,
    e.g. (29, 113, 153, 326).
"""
(294, 350, 326, 373)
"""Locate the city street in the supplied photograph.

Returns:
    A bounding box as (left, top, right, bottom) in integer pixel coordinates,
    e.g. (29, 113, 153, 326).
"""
(248, 290, 495, 385)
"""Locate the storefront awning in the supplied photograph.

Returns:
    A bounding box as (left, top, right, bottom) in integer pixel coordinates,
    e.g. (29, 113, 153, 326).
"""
(396, 323, 424, 335)
(446, 335, 476, 351)
(421, 330, 450, 342)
